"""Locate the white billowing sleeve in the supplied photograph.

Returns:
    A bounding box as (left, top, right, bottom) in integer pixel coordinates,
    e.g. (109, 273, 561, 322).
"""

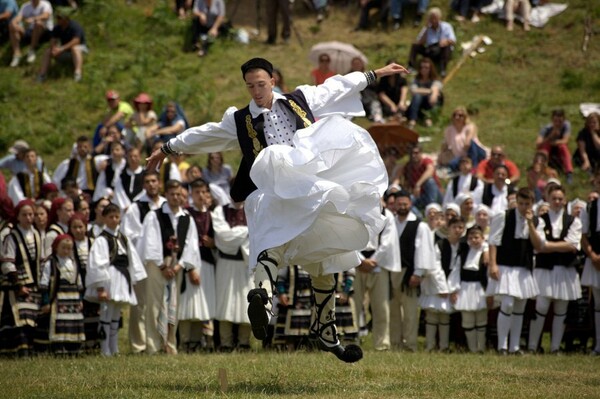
(169, 107, 241, 155)
(488, 212, 506, 247)
(126, 237, 147, 284)
(297, 71, 367, 118)
(52, 159, 69, 186)
(211, 206, 249, 256)
(179, 217, 201, 271)
(373, 209, 401, 272)
(565, 217, 582, 250)
(7, 176, 25, 205)
(139, 211, 164, 266)
(122, 203, 142, 249)
(414, 223, 436, 273)
(92, 170, 113, 202)
(86, 236, 111, 289)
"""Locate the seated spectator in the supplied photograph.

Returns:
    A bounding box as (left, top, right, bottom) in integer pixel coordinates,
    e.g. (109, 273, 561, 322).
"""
(451, 0, 485, 23)
(0, 0, 18, 42)
(37, 6, 87, 82)
(311, 53, 336, 85)
(93, 124, 127, 156)
(393, 143, 441, 211)
(272, 67, 288, 94)
(7, 148, 51, 205)
(536, 108, 573, 183)
(574, 112, 600, 173)
(505, 0, 530, 31)
(351, 56, 383, 123)
(0, 139, 45, 175)
(408, 7, 455, 77)
(176, 0, 192, 19)
(202, 152, 233, 194)
(354, 0, 389, 31)
(191, 0, 225, 57)
(390, 0, 429, 29)
(438, 106, 487, 171)
(406, 57, 443, 129)
(381, 147, 402, 185)
(125, 92, 158, 153)
(147, 101, 188, 144)
(94, 90, 134, 148)
(526, 151, 558, 202)
(8, 0, 53, 67)
(376, 58, 408, 122)
(475, 145, 520, 185)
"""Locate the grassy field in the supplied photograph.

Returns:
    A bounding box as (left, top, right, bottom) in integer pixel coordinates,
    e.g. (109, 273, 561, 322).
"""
(1, 348, 599, 398)
(1, 0, 600, 198)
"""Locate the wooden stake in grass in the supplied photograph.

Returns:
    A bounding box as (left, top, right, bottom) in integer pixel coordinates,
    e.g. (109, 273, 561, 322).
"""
(218, 368, 228, 393)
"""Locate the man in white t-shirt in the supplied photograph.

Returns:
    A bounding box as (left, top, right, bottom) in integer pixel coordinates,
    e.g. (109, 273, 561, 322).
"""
(8, 0, 53, 67)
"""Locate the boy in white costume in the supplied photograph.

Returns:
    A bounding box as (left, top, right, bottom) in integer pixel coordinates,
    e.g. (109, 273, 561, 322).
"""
(147, 57, 408, 362)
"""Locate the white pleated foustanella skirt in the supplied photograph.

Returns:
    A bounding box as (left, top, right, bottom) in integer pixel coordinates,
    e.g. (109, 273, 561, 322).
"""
(106, 265, 138, 305)
(453, 282, 488, 311)
(533, 265, 582, 301)
(215, 257, 253, 324)
(245, 115, 388, 274)
(581, 258, 600, 289)
(178, 260, 216, 321)
(485, 265, 539, 300)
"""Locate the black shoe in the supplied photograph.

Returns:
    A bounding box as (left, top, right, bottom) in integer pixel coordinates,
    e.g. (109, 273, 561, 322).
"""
(317, 339, 363, 363)
(497, 349, 509, 356)
(247, 289, 270, 340)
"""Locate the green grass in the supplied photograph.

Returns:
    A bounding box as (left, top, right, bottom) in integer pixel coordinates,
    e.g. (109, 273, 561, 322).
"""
(1, 349, 599, 398)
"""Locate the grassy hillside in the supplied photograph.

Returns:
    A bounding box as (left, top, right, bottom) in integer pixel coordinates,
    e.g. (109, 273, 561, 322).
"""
(1, 0, 599, 196)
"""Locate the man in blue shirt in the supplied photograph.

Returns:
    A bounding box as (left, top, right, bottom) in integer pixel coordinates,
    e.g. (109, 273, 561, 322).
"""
(408, 7, 456, 77)
(0, 0, 18, 42)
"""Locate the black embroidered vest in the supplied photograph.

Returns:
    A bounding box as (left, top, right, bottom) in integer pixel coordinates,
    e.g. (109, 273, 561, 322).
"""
(536, 212, 577, 269)
(452, 175, 478, 198)
(120, 168, 144, 201)
(496, 209, 537, 270)
(400, 219, 421, 288)
(155, 208, 191, 259)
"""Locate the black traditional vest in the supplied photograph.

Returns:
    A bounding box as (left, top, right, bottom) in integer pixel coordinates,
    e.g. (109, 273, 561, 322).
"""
(230, 90, 316, 202)
(155, 207, 190, 260)
(17, 170, 44, 199)
(536, 211, 577, 269)
(400, 219, 421, 288)
(438, 239, 465, 278)
(458, 245, 488, 289)
(120, 168, 144, 201)
(100, 230, 131, 292)
(496, 209, 537, 270)
(588, 199, 600, 253)
(104, 159, 119, 190)
(218, 206, 247, 261)
(137, 201, 151, 224)
(63, 156, 98, 191)
(452, 175, 478, 198)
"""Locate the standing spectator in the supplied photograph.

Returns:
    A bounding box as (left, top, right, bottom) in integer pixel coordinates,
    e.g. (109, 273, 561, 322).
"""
(191, 0, 225, 57)
(0, 0, 18, 42)
(536, 109, 573, 183)
(438, 106, 488, 171)
(575, 112, 600, 174)
(394, 143, 441, 211)
(406, 57, 443, 129)
(265, 0, 290, 45)
(475, 145, 521, 185)
(8, 0, 53, 67)
(202, 152, 233, 194)
(408, 7, 455, 77)
(505, 0, 530, 31)
(390, 0, 429, 29)
(311, 53, 336, 85)
(37, 6, 87, 82)
(377, 58, 408, 121)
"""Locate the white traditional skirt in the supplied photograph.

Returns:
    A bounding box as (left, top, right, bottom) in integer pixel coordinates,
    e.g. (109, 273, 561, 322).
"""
(178, 260, 216, 321)
(215, 257, 253, 324)
(419, 269, 452, 313)
(245, 115, 388, 274)
(419, 295, 453, 313)
(453, 282, 488, 311)
(581, 258, 600, 289)
(84, 265, 138, 305)
(486, 265, 539, 300)
(533, 266, 582, 301)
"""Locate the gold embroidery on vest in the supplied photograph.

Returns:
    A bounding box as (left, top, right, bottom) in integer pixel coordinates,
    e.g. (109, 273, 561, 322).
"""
(85, 158, 95, 190)
(288, 99, 312, 128)
(245, 114, 263, 157)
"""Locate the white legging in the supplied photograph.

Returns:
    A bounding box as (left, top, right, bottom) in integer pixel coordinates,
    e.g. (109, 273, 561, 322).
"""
(496, 295, 527, 352)
(100, 302, 122, 356)
(528, 296, 569, 352)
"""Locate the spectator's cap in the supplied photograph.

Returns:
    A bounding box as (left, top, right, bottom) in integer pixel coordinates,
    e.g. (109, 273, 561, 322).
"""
(9, 139, 29, 154)
(55, 6, 76, 18)
(241, 58, 273, 79)
(134, 93, 152, 104)
(105, 90, 120, 100)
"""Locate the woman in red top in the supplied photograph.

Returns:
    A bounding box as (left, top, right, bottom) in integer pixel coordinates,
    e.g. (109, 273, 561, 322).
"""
(311, 53, 336, 85)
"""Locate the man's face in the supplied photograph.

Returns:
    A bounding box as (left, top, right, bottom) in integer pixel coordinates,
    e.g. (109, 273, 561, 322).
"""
(111, 143, 124, 159)
(516, 197, 533, 217)
(449, 222, 465, 241)
(77, 141, 90, 158)
(552, 115, 565, 129)
(104, 212, 121, 230)
(490, 147, 505, 165)
(395, 196, 411, 217)
(191, 186, 212, 208)
(468, 231, 484, 249)
(459, 159, 472, 174)
(24, 151, 37, 170)
(429, 13, 440, 28)
(548, 189, 565, 212)
(128, 149, 141, 168)
(144, 175, 160, 197)
(494, 167, 508, 185)
(166, 187, 183, 208)
(245, 69, 275, 108)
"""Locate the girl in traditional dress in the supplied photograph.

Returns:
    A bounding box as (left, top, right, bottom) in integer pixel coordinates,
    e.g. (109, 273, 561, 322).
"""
(39, 234, 85, 355)
(0, 199, 42, 357)
(68, 213, 99, 351)
(86, 203, 147, 356)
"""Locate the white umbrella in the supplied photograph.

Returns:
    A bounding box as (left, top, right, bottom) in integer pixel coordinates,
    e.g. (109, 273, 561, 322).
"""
(308, 41, 368, 75)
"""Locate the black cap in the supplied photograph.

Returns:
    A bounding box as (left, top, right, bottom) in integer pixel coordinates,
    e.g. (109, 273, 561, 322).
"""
(241, 58, 273, 79)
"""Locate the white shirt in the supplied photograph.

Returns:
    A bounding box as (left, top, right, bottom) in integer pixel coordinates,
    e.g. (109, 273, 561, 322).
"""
(489, 209, 530, 247)
(360, 208, 401, 273)
(488, 184, 508, 216)
(19, 0, 53, 31)
(122, 194, 166, 250)
(536, 208, 582, 252)
(8, 169, 51, 205)
(443, 174, 484, 207)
